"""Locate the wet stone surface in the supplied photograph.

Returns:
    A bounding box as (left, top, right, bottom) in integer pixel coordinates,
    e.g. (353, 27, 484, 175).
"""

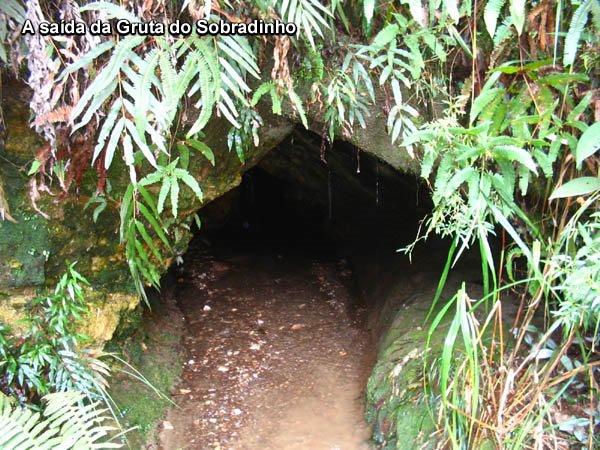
(156, 240, 373, 450)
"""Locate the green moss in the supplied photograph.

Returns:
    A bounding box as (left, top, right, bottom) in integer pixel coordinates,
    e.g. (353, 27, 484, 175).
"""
(107, 301, 184, 449)
(0, 213, 49, 290)
(366, 302, 451, 450)
(111, 348, 181, 444)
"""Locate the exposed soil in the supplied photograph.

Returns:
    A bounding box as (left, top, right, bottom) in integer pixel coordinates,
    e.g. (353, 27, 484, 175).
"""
(155, 238, 374, 450)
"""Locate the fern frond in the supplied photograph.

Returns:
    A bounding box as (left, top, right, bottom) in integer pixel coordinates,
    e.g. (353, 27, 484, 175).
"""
(134, 49, 161, 139)
(186, 39, 222, 136)
(484, 0, 506, 38)
(104, 116, 125, 169)
(280, 0, 332, 48)
(217, 89, 242, 128)
(564, 0, 592, 66)
(0, 0, 25, 22)
(72, 79, 118, 134)
(57, 41, 115, 82)
(158, 51, 180, 124)
(79, 1, 140, 23)
(0, 391, 120, 450)
(217, 35, 260, 79)
(71, 35, 145, 124)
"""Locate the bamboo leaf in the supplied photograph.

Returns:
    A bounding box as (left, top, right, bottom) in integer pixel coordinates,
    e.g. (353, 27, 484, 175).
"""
(575, 121, 600, 169)
(549, 177, 600, 199)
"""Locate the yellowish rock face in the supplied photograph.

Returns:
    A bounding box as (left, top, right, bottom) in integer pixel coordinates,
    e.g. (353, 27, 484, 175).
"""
(79, 291, 140, 344)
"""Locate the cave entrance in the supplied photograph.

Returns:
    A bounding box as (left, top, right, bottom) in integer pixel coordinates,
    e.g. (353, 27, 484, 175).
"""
(201, 128, 430, 260)
(159, 128, 433, 449)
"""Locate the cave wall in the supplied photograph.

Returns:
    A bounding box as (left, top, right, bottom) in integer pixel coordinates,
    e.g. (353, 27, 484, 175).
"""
(253, 128, 430, 250)
(0, 81, 293, 343)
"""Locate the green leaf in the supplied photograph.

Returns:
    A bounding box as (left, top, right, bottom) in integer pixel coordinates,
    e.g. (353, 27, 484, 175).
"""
(217, 36, 260, 79)
(549, 177, 600, 199)
(93, 99, 121, 165)
(0, 0, 26, 22)
(176, 143, 190, 170)
(134, 49, 161, 138)
(72, 79, 118, 133)
(364, 0, 376, 24)
(71, 35, 145, 123)
(104, 117, 125, 169)
(57, 41, 116, 82)
(28, 160, 42, 176)
(157, 177, 171, 214)
(563, 0, 592, 66)
(509, 0, 526, 34)
(443, 0, 460, 21)
(493, 145, 538, 175)
(470, 88, 505, 124)
(124, 119, 157, 168)
(135, 220, 165, 264)
(371, 24, 399, 47)
(575, 122, 600, 169)
(137, 202, 171, 249)
(567, 92, 593, 123)
(178, 172, 204, 202)
(119, 184, 134, 241)
(288, 90, 308, 128)
(186, 139, 215, 166)
(170, 178, 180, 217)
(484, 0, 506, 38)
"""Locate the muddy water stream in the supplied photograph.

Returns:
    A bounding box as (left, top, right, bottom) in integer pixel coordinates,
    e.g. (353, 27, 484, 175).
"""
(157, 239, 373, 450)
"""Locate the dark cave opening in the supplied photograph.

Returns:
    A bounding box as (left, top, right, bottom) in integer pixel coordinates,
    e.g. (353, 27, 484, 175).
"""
(196, 128, 434, 265)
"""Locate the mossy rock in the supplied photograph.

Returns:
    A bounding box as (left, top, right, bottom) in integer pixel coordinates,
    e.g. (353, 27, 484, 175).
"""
(0, 80, 293, 346)
(366, 301, 452, 450)
(106, 291, 184, 449)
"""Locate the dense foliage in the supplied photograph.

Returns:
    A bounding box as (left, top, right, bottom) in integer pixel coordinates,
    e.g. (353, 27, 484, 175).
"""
(0, 265, 122, 447)
(0, 0, 598, 448)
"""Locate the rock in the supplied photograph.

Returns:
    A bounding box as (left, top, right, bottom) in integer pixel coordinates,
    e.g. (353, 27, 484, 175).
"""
(0, 79, 293, 346)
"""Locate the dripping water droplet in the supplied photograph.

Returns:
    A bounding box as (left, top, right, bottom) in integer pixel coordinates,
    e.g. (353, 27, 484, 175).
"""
(328, 167, 332, 220)
(375, 160, 380, 206)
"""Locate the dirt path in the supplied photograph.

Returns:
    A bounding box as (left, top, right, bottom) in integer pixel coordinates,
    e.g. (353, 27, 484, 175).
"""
(156, 240, 373, 450)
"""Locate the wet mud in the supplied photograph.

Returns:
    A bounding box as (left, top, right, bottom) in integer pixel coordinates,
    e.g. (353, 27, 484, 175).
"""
(156, 239, 373, 450)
